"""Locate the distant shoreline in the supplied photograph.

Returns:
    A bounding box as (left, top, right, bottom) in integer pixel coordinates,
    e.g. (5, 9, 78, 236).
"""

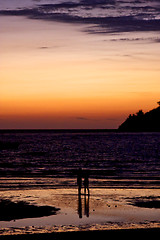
(0, 129, 117, 133)
(1, 129, 160, 133)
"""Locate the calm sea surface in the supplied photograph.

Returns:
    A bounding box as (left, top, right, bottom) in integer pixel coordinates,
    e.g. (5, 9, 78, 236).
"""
(0, 131, 160, 189)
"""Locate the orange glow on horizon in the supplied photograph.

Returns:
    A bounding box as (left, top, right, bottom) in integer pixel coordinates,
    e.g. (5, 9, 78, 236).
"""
(1, 16, 160, 129)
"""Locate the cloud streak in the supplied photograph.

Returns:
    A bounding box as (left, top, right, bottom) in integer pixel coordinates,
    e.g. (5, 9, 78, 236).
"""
(76, 117, 90, 121)
(106, 37, 160, 43)
(0, 0, 160, 34)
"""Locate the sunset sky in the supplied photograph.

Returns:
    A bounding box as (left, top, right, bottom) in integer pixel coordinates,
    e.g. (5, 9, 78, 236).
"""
(1, 0, 160, 129)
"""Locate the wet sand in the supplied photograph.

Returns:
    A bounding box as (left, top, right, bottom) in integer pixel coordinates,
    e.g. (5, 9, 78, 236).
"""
(0, 188, 160, 236)
(0, 228, 160, 240)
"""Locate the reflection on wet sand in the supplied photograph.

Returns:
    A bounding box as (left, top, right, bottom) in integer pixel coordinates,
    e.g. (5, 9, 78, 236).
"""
(0, 188, 160, 235)
(84, 193, 89, 218)
(77, 169, 90, 218)
(78, 193, 89, 219)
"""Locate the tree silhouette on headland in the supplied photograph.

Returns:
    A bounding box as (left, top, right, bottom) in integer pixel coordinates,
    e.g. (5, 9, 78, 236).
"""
(118, 102, 160, 132)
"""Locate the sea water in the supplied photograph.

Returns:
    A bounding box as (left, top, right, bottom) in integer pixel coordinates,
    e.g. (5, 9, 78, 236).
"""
(0, 130, 160, 189)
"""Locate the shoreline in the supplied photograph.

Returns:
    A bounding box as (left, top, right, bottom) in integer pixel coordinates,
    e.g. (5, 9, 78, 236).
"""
(0, 228, 160, 240)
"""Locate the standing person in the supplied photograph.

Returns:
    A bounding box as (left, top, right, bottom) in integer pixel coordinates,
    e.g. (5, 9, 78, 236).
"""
(84, 171, 89, 195)
(77, 168, 82, 195)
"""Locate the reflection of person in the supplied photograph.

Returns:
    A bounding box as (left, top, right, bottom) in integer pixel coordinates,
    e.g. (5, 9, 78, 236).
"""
(84, 193, 89, 217)
(78, 189, 89, 219)
(84, 171, 89, 195)
(78, 193, 82, 218)
(77, 168, 82, 195)
(77, 169, 90, 219)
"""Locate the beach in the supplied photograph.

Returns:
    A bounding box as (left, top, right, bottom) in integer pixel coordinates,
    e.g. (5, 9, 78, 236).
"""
(0, 186, 160, 237)
(1, 228, 160, 240)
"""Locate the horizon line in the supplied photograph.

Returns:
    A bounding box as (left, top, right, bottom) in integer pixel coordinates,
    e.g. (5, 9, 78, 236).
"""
(0, 128, 117, 132)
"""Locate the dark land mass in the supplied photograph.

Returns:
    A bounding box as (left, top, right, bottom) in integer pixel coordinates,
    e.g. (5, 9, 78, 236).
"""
(130, 196, 160, 209)
(133, 200, 160, 209)
(0, 199, 60, 221)
(118, 104, 160, 132)
(0, 228, 160, 240)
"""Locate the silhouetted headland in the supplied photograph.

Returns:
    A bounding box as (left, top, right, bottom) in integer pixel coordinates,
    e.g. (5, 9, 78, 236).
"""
(118, 102, 160, 132)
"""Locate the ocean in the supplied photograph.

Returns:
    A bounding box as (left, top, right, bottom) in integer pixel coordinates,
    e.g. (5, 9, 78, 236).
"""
(0, 130, 160, 189)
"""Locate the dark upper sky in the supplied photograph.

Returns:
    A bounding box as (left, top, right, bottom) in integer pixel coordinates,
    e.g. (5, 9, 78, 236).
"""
(1, 0, 160, 34)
